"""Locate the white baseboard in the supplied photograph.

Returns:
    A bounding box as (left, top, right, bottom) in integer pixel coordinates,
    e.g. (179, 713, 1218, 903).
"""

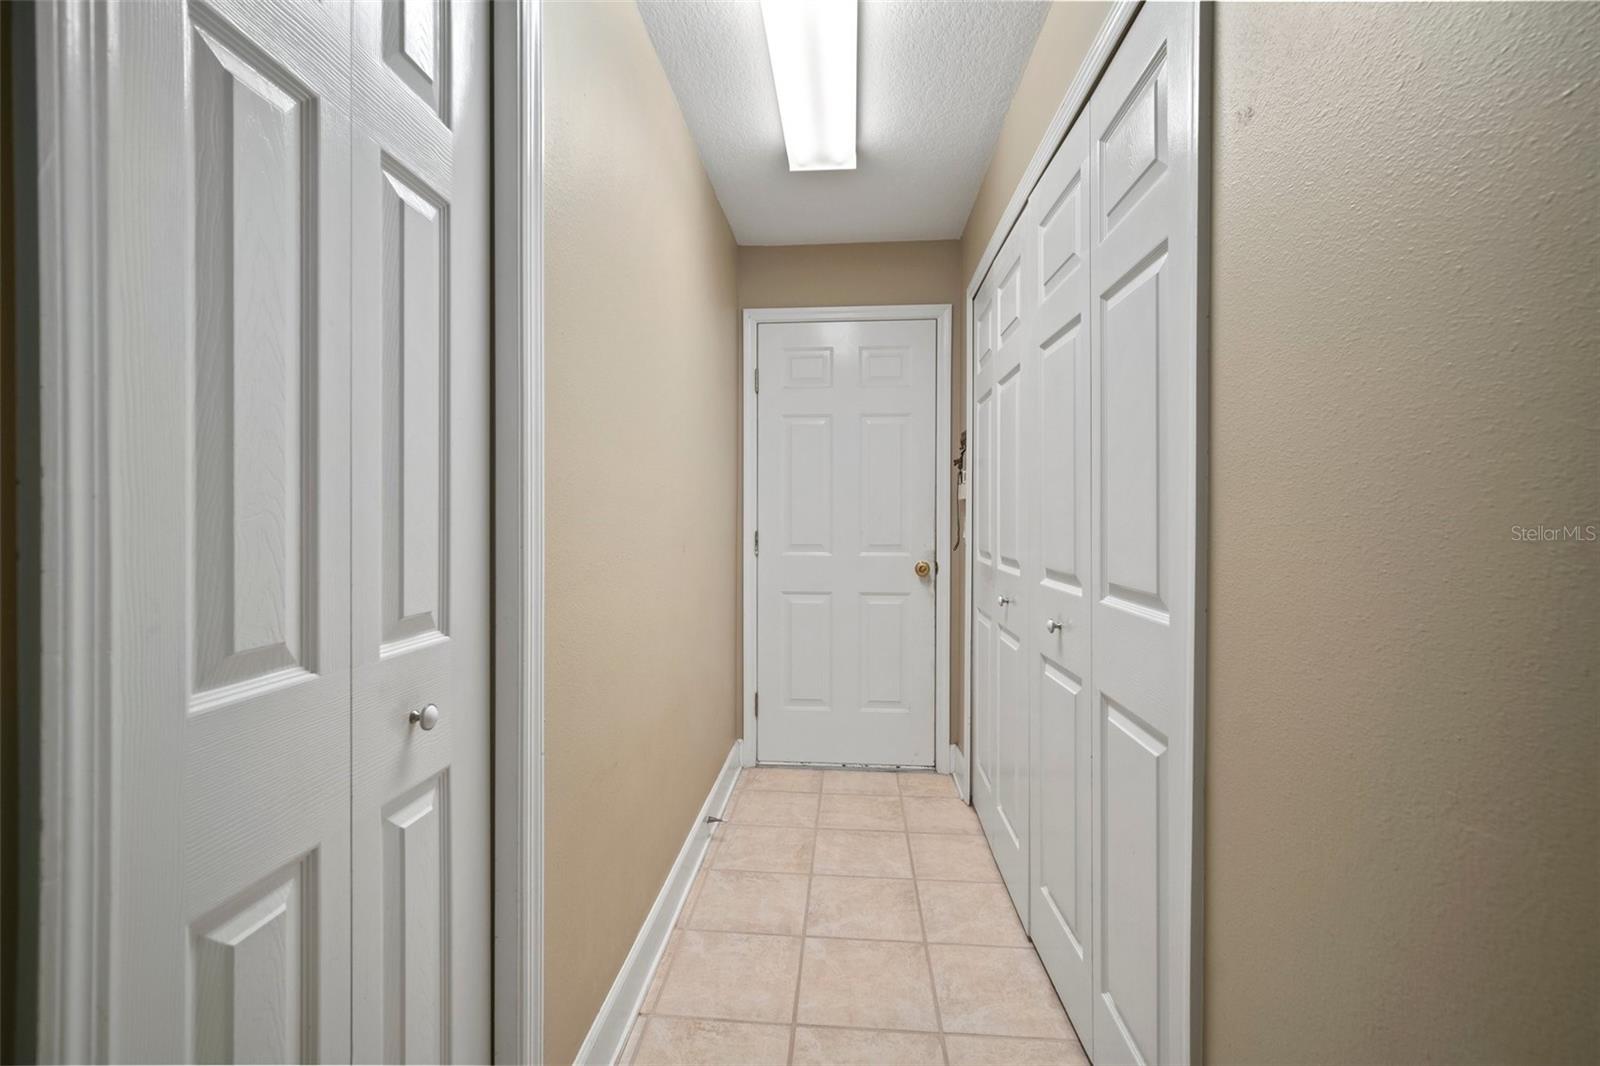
(951, 743, 970, 803)
(574, 740, 744, 1066)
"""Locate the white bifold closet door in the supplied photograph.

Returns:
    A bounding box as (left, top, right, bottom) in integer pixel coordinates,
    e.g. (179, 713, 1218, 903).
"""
(1022, 109, 1095, 1033)
(98, 4, 356, 1057)
(350, 1, 493, 1062)
(1085, 5, 1201, 1063)
(972, 224, 1034, 920)
(81, 0, 491, 1059)
(970, 3, 1202, 1063)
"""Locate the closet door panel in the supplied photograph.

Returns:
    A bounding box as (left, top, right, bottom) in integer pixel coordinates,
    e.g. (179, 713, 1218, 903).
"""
(1087, 4, 1201, 1064)
(974, 224, 1034, 923)
(1026, 113, 1096, 1037)
(350, 2, 494, 1059)
(97, 2, 355, 1058)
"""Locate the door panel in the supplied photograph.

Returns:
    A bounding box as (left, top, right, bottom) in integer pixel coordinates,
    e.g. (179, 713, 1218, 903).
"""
(972, 224, 1033, 923)
(350, 1, 492, 1061)
(101, 1, 353, 1058)
(757, 318, 939, 767)
(1026, 113, 1096, 1038)
(1088, 5, 1199, 1064)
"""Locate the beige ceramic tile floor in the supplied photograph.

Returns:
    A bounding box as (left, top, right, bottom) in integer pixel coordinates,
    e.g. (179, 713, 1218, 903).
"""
(619, 768, 1089, 1066)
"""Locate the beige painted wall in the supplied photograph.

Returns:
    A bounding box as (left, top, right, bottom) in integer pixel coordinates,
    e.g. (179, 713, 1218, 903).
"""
(737, 242, 967, 747)
(1206, 3, 1599, 1060)
(543, 3, 740, 1061)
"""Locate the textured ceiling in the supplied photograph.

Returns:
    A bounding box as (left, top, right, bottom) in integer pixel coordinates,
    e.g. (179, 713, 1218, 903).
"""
(637, 1, 1049, 246)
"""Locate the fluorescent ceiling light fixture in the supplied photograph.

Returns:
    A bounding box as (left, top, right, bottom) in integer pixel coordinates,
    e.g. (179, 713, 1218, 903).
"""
(760, 0, 858, 171)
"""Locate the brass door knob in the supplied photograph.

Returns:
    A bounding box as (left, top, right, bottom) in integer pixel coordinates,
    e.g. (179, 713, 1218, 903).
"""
(914, 560, 931, 578)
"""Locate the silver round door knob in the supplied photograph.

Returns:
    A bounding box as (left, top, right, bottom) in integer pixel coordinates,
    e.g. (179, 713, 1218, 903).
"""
(1046, 618, 1063, 634)
(997, 595, 1012, 607)
(410, 703, 441, 731)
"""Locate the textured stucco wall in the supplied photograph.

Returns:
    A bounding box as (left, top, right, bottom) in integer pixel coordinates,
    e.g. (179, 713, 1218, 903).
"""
(543, 2, 740, 1061)
(1206, 4, 1600, 1061)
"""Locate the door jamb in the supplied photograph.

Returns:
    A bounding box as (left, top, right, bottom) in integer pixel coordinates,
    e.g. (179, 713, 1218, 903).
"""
(29, 2, 546, 1060)
(741, 305, 953, 773)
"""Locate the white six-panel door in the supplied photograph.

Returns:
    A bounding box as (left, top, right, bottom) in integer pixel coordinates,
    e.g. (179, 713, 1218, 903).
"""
(85, 0, 491, 1059)
(350, 1, 492, 1062)
(968, 3, 1203, 1063)
(756, 318, 939, 767)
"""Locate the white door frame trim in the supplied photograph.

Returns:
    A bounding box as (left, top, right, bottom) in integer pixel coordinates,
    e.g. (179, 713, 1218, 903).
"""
(31, 2, 114, 1057)
(741, 305, 953, 773)
(29, 2, 547, 1060)
(492, 1, 546, 1062)
(960, 2, 1209, 1061)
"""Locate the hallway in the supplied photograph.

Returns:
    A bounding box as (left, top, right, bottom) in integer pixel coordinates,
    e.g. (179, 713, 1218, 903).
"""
(620, 769, 1087, 1066)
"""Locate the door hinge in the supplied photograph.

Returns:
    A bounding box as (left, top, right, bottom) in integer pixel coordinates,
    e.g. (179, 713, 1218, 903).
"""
(754, 367, 760, 393)
(754, 692, 760, 718)
(754, 530, 759, 556)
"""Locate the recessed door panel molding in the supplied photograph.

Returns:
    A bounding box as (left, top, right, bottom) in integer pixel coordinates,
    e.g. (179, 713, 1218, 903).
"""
(382, 776, 452, 1064)
(1099, 47, 1169, 238)
(967, 3, 1204, 1063)
(191, 17, 316, 703)
(994, 624, 1026, 836)
(860, 415, 909, 553)
(974, 386, 995, 567)
(382, 0, 451, 125)
(976, 293, 995, 370)
(972, 610, 995, 794)
(1038, 323, 1084, 593)
(381, 163, 453, 654)
(784, 415, 834, 554)
(754, 314, 942, 767)
(1099, 696, 1166, 1066)
(784, 593, 834, 710)
(996, 366, 1023, 575)
(782, 346, 835, 388)
(1099, 253, 1169, 620)
(190, 856, 316, 1064)
(860, 594, 911, 709)
(859, 344, 911, 387)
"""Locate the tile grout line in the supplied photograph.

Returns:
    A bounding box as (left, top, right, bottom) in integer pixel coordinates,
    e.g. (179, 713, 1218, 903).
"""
(787, 805, 823, 1065)
(650, 772, 1034, 1060)
(904, 775, 953, 1065)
